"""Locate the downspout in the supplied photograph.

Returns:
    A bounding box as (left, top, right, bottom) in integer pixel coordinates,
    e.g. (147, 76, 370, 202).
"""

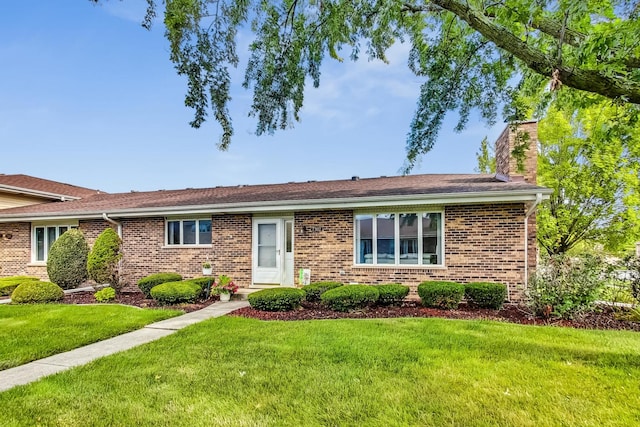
(523, 193, 543, 294)
(102, 213, 122, 238)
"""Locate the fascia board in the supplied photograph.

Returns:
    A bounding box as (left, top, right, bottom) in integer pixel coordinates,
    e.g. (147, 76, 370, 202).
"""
(0, 189, 552, 222)
(0, 184, 81, 201)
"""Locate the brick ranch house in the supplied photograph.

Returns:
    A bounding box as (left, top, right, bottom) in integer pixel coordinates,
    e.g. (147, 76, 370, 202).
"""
(0, 122, 551, 302)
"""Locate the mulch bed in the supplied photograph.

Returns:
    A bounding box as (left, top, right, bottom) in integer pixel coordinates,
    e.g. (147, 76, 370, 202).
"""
(229, 300, 640, 332)
(4, 290, 637, 331)
(62, 290, 219, 313)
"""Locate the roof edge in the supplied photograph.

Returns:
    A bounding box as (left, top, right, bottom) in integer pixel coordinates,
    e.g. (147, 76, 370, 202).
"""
(0, 188, 552, 222)
(0, 184, 82, 201)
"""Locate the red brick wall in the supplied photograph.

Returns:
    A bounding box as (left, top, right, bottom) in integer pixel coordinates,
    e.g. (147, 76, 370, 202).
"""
(1, 203, 535, 301)
(495, 121, 538, 185)
(294, 204, 529, 302)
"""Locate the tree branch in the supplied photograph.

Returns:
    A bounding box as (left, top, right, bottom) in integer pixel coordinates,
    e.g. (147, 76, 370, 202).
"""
(407, 0, 640, 103)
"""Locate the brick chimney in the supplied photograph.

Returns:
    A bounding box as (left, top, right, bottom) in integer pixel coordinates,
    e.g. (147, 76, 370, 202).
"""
(495, 121, 538, 184)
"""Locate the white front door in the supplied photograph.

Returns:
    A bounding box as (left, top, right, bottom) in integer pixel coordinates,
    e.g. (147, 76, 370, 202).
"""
(252, 218, 294, 286)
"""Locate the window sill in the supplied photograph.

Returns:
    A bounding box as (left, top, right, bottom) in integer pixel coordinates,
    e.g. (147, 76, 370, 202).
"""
(161, 245, 213, 249)
(27, 262, 47, 267)
(353, 264, 446, 270)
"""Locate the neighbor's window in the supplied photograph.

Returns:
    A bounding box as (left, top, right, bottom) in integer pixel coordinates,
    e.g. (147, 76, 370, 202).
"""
(355, 212, 443, 266)
(32, 225, 77, 262)
(166, 219, 212, 245)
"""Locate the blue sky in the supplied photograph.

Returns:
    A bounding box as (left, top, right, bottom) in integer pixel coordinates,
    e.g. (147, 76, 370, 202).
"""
(1, 1, 505, 194)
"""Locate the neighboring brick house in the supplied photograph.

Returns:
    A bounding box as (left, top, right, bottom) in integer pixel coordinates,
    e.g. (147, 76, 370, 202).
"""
(0, 122, 550, 301)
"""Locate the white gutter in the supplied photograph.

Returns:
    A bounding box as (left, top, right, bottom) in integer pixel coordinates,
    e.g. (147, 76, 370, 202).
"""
(102, 213, 122, 238)
(0, 188, 553, 223)
(523, 193, 543, 294)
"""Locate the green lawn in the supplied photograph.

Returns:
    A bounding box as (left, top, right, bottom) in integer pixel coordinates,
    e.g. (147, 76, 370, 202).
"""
(1, 316, 639, 426)
(0, 304, 180, 370)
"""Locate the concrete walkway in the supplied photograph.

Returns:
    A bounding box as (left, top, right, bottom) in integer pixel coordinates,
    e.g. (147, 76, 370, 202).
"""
(0, 300, 248, 392)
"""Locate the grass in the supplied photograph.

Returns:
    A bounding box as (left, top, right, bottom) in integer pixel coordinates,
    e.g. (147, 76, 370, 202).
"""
(0, 304, 180, 370)
(1, 317, 639, 426)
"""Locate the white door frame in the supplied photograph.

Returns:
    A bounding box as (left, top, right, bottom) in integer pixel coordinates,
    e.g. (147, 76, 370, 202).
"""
(252, 217, 294, 287)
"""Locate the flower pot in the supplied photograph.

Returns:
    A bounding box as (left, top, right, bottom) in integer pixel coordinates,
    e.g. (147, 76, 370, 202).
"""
(202, 267, 213, 276)
(219, 293, 231, 302)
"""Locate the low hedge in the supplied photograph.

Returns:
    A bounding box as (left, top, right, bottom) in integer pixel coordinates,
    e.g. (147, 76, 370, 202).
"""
(150, 281, 201, 305)
(0, 276, 41, 296)
(376, 283, 410, 306)
(321, 285, 379, 312)
(138, 272, 183, 298)
(418, 281, 464, 310)
(248, 288, 305, 312)
(11, 281, 64, 304)
(302, 281, 343, 302)
(465, 282, 507, 309)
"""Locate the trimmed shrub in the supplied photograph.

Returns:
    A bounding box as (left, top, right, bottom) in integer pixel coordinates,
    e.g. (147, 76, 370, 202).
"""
(11, 281, 64, 304)
(94, 287, 116, 303)
(465, 282, 507, 309)
(186, 277, 213, 289)
(302, 281, 343, 302)
(418, 281, 464, 309)
(321, 285, 379, 312)
(150, 281, 202, 305)
(248, 288, 305, 311)
(47, 229, 89, 290)
(138, 272, 183, 298)
(87, 228, 122, 290)
(0, 276, 40, 296)
(376, 283, 410, 306)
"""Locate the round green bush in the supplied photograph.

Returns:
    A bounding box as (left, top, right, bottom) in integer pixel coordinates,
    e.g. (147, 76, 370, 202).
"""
(248, 288, 305, 311)
(0, 276, 41, 296)
(302, 281, 343, 302)
(94, 287, 116, 303)
(150, 281, 202, 305)
(375, 283, 410, 306)
(321, 285, 379, 312)
(87, 228, 122, 289)
(46, 229, 89, 290)
(464, 282, 507, 309)
(418, 281, 464, 310)
(138, 272, 183, 298)
(11, 281, 64, 304)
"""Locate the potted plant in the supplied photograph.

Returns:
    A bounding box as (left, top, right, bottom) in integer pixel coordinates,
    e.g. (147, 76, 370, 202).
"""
(202, 261, 212, 276)
(215, 274, 238, 302)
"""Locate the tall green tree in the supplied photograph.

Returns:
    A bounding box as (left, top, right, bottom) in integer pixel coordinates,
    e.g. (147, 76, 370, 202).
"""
(91, 0, 640, 168)
(476, 101, 640, 255)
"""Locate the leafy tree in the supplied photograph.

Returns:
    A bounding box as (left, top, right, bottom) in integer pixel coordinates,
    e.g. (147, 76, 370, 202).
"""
(537, 102, 640, 254)
(90, 0, 640, 168)
(475, 137, 495, 173)
(476, 100, 640, 255)
(87, 228, 123, 291)
(47, 229, 90, 289)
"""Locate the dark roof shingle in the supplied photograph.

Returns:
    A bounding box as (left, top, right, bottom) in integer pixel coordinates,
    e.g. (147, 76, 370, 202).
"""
(0, 174, 101, 199)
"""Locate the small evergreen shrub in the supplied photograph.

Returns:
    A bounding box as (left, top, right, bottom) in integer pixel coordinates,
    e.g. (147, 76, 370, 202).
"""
(375, 283, 410, 306)
(87, 228, 123, 290)
(138, 272, 183, 298)
(94, 287, 116, 302)
(418, 281, 464, 309)
(47, 229, 89, 289)
(150, 281, 201, 305)
(0, 276, 40, 296)
(248, 288, 305, 311)
(464, 282, 507, 309)
(185, 277, 213, 289)
(321, 285, 379, 312)
(11, 281, 64, 304)
(302, 281, 343, 302)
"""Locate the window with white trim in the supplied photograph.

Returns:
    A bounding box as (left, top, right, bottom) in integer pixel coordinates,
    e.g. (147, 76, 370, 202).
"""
(355, 212, 443, 266)
(166, 219, 212, 246)
(32, 224, 77, 262)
